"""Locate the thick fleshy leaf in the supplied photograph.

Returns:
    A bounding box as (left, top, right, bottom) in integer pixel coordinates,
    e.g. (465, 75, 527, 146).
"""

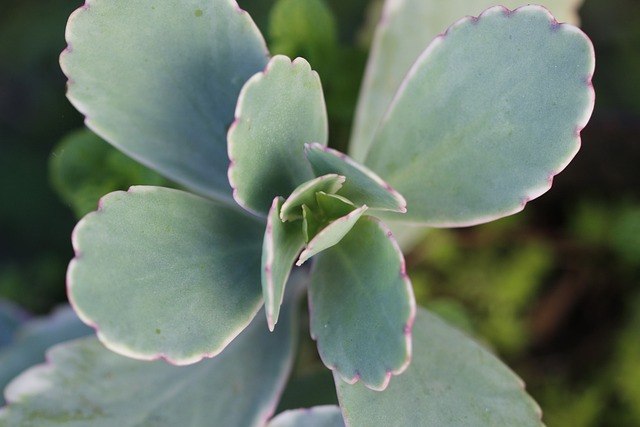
(0, 300, 28, 349)
(60, 0, 269, 201)
(364, 6, 595, 226)
(336, 307, 543, 427)
(296, 205, 368, 266)
(281, 174, 345, 222)
(228, 55, 328, 215)
(0, 305, 92, 406)
(0, 281, 301, 427)
(308, 216, 415, 390)
(267, 406, 345, 427)
(305, 143, 406, 213)
(263, 197, 306, 331)
(67, 186, 265, 365)
(349, 0, 585, 162)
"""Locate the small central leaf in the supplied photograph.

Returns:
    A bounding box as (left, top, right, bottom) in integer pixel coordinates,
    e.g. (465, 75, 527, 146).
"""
(280, 174, 346, 222)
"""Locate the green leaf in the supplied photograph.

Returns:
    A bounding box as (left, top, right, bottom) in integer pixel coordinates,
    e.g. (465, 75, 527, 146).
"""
(0, 306, 92, 406)
(281, 174, 345, 222)
(60, 0, 269, 202)
(50, 129, 169, 218)
(297, 205, 368, 266)
(267, 406, 345, 427)
(336, 307, 543, 427)
(67, 186, 265, 365)
(308, 216, 415, 390)
(268, 0, 338, 62)
(305, 143, 406, 213)
(365, 6, 595, 226)
(228, 55, 328, 215)
(263, 197, 305, 331)
(349, 0, 585, 162)
(0, 281, 301, 427)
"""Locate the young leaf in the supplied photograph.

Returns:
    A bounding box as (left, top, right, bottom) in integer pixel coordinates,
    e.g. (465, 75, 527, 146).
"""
(305, 143, 406, 213)
(263, 197, 306, 331)
(308, 216, 415, 390)
(267, 406, 345, 427)
(280, 174, 345, 222)
(0, 281, 301, 427)
(67, 186, 265, 365)
(365, 6, 595, 226)
(296, 205, 368, 266)
(349, 0, 585, 162)
(228, 55, 329, 215)
(60, 0, 269, 202)
(336, 307, 543, 427)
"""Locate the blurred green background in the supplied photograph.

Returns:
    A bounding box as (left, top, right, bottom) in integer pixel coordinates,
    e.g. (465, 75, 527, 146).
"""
(1, 0, 639, 425)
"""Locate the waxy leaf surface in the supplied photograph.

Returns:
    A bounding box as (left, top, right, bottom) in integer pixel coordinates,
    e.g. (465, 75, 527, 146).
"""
(350, 0, 584, 162)
(365, 6, 595, 226)
(61, 0, 269, 202)
(281, 174, 345, 222)
(228, 55, 328, 215)
(267, 406, 345, 427)
(68, 186, 265, 365)
(262, 197, 306, 331)
(0, 306, 92, 406)
(0, 285, 300, 427)
(297, 205, 368, 266)
(308, 216, 414, 390)
(305, 143, 406, 213)
(336, 307, 543, 427)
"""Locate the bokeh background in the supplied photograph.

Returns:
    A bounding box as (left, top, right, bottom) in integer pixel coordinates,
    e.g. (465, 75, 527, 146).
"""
(1, 0, 639, 425)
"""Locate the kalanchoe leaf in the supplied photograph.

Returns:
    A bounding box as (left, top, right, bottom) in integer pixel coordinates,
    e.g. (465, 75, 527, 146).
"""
(228, 55, 329, 216)
(305, 143, 406, 213)
(67, 186, 265, 365)
(308, 216, 415, 390)
(60, 0, 269, 202)
(365, 6, 595, 227)
(0, 277, 302, 426)
(315, 192, 357, 219)
(267, 405, 345, 427)
(296, 205, 368, 266)
(263, 197, 306, 331)
(336, 307, 543, 426)
(349, 0, 585, 162)
(0, 305, 92, 406)
(280, 174, 346, 222)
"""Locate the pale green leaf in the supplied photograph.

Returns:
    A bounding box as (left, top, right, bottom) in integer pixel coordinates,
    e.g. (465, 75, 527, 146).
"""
(263, 197, 305, 331)
(67, 186, 265, 365)
(281, 174, 345, 222)
(296, 205, 368, 266)
(0, 306, 92, 406)
(268, 406, 345, 427)
(228, 55, 328, 215)
(305, 143, 406, 213)
(349, 0, 585, 162)
(0, 282, 301, 427)
(60, 0, 269, 202)
(308, 216, 415, 390)
(336, 307, 543, 427)
(365, 6, 595, 226)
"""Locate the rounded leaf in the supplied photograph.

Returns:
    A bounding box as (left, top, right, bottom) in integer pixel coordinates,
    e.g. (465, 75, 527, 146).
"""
(308, 216, 415, 390)
(228, 55, 328, 215)
(68, 186, 265, 365)
(61, 0, 269, 201)
(336, 307, 543, 426)
(365, 6, 595, 226)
